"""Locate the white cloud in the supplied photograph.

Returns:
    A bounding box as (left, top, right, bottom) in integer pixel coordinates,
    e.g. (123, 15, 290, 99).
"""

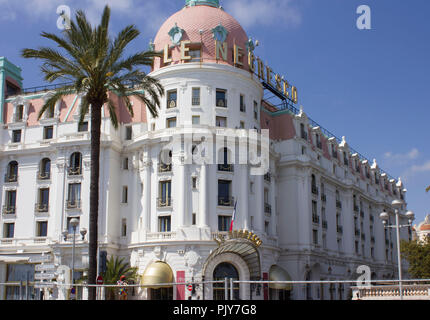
(409, 161, 430, 174)
(400, 160, 430, 183)
(384, 148, 420, 162)
(223, 0, 302, 29)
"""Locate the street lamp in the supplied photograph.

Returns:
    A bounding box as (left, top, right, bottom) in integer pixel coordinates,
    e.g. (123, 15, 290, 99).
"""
(62, 219, 87, 300)
(379, 199, 415, 300)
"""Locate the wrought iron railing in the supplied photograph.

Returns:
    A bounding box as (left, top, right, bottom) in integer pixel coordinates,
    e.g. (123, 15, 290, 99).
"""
(2, 205, 16, 215)
(218, 196, 235, 207)
(35, 203, 49, 213)
(66, 200, 81, 210)
(218, 164, 234, 172)
(37, 171, 51, 181)
(158, 163, 172, 173)
(68, 167, 82, 176)
(4, 174, 17, 183)
(157, 197, 172, 208)
(312, 215, 320, 225)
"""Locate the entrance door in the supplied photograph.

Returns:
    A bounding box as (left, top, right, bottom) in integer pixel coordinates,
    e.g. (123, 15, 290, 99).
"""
(213, 263, 240, 300)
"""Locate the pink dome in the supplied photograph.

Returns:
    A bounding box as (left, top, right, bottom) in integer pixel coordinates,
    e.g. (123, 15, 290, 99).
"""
(152, 5, 249, 71)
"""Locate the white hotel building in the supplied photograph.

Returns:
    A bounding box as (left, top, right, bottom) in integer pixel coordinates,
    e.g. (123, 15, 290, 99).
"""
(0, 0, 412, 300)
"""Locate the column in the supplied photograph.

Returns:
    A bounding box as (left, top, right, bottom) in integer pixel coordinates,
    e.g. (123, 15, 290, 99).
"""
(141, 159, 152, 232)
(199, 164, 208, 227)
(270, 171, 277, 236)
(177, 157, 186, 228)
(241, 165, 249, 230)
(255, 174, 264, 233)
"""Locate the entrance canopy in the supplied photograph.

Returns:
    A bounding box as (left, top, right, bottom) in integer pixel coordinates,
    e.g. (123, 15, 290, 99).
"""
(141, 261, 174, 289)
(204, 238, 261, 280)
(269, 265, 292, 291)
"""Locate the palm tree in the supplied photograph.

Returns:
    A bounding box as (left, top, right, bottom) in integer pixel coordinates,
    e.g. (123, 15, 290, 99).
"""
(101, 256, 138, 300)
(22, 6, 164, 300)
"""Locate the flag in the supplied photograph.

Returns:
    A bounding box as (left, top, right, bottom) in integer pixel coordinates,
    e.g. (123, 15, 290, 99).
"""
(229, 200, 238, 232)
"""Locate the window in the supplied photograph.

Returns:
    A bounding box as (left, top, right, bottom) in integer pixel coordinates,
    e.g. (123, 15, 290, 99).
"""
(167, 117, 177, 128)
(343, 152, 349, 166)
(192, 116, 200, 125)
(151, 123, 156, 131)
(216, 89, 227, 108)
(322, 234, 327, 249)
(254, 101, 259, 120)
(302, 146, 306, 155)
(192, 177, 197, 189)
(316, 134, 322, 149)
(123, 158, 129, 170)
(37, 188, 50, 212)
(216, 116, 227, 128)
(43, 126, 53, 140)
(192, 213, 197, 226)
(3, 223, 15, 238)
(125, 126, 133, 140)
(78, 122, 88, 132)
(159, 216, 171, 232)
(265, 221, 270, 235)
(313, 230, 318, 245)
(12, 130, 21, 143)
(69, 152, 82, 175)
(5, 190, 16, 214)
(16, 105, 24, 122)
(189, 48, 201, 62)
(371, 247, 375, 258)
(240, 94, 246, 112)
(122, 186, 128, 204)
(67, 217, 80, 234)
(192, 88, 200, 106)
(218, 216, 232, 232)
(167, 90, 177, 109)
(159, 181, 172, 207)
(39, 158, 51, 180)
(67, 183, 81, 208)
(121, 219, 127, 237)
(6, 161, 18, 182)
(355, 241, 359, 254)
(218, 180, 232, 206)
(36, 221, 48, 237)
(239, 121, 245, 129)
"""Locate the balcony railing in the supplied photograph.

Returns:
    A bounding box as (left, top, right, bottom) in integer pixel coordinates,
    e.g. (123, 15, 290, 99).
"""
(167, 99, 177, 109)
(192, 98, 200, 106)
(218, 164, 234, 172)
(353, 284, 430, 300)
(312, 215, 320, 225)
(4, 174, 17, 183)
(66, 200, 81, 210)
(218, 196, 235, 207)
(35, 203, 49, 213)
(265, 203, 272, 215)
(37, 171, 51, 181)
(158, 163, 172, 173)
(2, 205, 16, 215)
(336, 200, 342, 209)
(157, 197, 172, 208)
(68, 167, 82, 176)
(216, 99, 227, 108)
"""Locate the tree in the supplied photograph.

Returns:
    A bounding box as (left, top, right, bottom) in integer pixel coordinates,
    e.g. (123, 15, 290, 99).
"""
(101, 256, 138, 300)
(22, 6, 164, 300)
(400, 238, 430, 279)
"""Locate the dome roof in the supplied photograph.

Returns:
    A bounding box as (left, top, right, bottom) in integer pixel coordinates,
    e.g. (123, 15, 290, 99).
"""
(152, 5, 250, 71)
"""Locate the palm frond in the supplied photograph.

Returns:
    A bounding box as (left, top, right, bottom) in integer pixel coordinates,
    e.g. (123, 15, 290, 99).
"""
(38, 85, 76, 120)
(107, 99, 119, 129)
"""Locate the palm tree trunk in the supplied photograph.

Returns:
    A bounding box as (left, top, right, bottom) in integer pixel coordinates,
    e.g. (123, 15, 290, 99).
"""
(88, 103, 102, 300)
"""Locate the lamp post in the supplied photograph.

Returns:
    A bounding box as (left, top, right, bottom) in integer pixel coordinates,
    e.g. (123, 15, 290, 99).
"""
(379, 199, 415, 301)
(62, 219, 87, 300)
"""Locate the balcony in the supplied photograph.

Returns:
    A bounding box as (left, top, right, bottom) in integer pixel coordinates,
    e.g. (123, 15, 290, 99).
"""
(218, 164, 234, 173)
(35, 203, 49, 213)
(66, 200, 81, 210)
(192, 97, 200, 106)
(216, 99, 227, 108)
(218, 196, 235, 207)
(337, 226, 343, 234)
(157, 197, 172, 208)
(2, 205, 16, 216)
(37, 171, 51, 181)
(4, 174, 17, 183)
(322, 220, 328, 229)
(311, 186, 319, 196)
(321, 194, 327, 202)
(336, 200, 342, 209)
(265, 203, 272, 215)
(312, 215, 320, 225)
(158, 163, 172, 173)
(68, 167, 82, 176)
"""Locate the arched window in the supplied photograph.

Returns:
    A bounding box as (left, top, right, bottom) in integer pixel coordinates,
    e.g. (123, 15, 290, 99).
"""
(39, 158, 51, 180)
(69, 152, 82, 175)
(5, 161, 18, 183)
(213, 263, 240, 300)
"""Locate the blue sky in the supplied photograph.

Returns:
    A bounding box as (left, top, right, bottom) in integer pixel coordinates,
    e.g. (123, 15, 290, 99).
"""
(1, 0, 429, 224)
